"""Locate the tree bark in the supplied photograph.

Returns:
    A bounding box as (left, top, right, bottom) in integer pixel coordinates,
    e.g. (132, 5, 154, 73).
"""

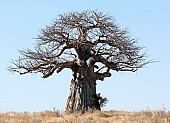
(65, 59, 98, 112)
(66, 77, 97, 112)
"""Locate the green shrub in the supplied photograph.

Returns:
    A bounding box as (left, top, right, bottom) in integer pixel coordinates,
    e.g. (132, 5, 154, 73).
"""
(90, 93, 108, 110)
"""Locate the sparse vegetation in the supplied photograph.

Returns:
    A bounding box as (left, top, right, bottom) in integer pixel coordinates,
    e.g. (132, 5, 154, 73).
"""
(0, 110, 170, 123)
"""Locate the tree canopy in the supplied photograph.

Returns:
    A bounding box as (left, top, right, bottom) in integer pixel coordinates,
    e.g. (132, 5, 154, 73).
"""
(9, 10, 150, 80)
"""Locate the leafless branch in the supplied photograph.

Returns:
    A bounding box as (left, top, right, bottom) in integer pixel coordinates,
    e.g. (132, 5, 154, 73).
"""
(9, 10, 152, 79)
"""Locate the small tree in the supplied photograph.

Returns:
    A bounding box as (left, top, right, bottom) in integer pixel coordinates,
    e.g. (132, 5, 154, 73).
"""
(9, 10, 151, 112)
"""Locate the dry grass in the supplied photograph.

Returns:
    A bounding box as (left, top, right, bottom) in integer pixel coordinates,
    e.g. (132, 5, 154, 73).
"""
(0, 110, 170, 123)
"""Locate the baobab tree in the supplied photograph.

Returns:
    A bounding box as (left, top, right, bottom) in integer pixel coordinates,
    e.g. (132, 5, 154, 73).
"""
(9, 10, 151, 112)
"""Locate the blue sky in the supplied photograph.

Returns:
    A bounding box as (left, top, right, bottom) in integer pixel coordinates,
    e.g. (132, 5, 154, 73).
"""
(0, 0, 170, 112)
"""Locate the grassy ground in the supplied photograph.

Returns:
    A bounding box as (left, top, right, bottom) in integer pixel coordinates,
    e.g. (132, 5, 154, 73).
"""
(0, 110, 170, 123)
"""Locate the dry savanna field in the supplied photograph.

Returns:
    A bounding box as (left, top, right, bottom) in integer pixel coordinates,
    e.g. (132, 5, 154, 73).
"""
(0, 110, 170, 123)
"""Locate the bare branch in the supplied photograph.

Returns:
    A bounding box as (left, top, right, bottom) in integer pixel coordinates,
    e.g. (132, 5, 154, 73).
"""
(56, 61, 73, 73)
(95, 72, 111, 81)
(9, 10, 152, 79)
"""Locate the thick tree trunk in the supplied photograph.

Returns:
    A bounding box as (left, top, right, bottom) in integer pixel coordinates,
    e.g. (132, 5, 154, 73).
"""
(65, 58, 99, 112)
(66, 77, 97, 112)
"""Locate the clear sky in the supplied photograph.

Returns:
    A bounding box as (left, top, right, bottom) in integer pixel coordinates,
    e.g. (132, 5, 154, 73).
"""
(0, 0, 170, 112)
